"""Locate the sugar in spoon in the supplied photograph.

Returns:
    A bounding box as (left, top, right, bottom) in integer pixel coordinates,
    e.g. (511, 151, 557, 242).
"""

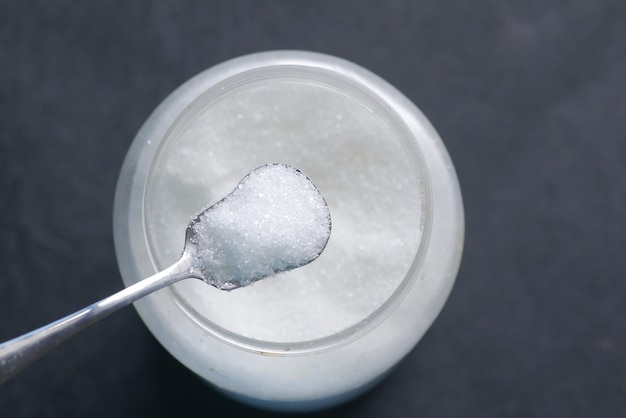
(0, 163, 331, 383)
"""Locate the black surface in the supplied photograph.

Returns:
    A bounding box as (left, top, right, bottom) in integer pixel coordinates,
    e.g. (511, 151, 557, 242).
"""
(1, 1, 625, 417)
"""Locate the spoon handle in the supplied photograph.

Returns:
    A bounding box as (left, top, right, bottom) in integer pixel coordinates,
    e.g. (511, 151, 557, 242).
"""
(0, 255, 192, 384)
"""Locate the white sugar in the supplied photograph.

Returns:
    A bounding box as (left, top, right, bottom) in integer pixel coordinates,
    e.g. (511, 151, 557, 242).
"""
(148, 81, 424, 342)
(190, 164, 331, 289)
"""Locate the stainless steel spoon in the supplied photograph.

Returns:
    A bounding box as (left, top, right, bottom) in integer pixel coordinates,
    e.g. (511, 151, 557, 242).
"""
(0, 164, 331, 384)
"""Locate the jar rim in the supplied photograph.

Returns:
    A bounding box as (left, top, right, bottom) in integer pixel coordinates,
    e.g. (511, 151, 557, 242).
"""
(142, 51, 434, 355)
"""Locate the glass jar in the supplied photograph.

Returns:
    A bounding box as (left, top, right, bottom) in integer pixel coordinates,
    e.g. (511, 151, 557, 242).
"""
(113, 50, 464, 412)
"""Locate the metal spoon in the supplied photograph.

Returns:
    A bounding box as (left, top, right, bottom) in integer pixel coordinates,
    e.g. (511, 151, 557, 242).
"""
(0, 164, 331, 384)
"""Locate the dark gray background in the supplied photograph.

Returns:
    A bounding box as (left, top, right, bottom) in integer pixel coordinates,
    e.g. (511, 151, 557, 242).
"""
(1, 1, 625, 417)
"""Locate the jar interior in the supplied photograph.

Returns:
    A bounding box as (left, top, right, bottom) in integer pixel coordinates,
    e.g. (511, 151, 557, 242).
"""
(144, 67, 429, 346)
